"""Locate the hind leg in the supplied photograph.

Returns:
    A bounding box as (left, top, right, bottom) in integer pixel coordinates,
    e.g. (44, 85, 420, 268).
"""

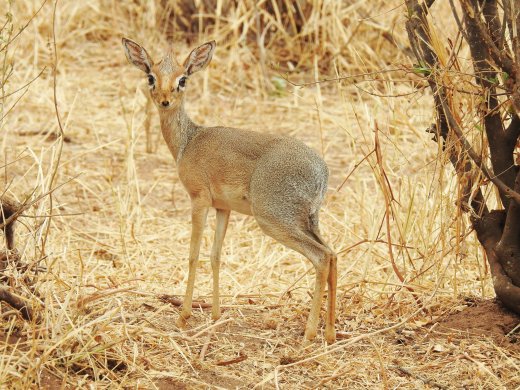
(308, 222, 337, 343)
(304, 253, 330, 342)
(325, 252, 337, 343)
(255, 217, 335, 343)
(303, 245, 336, 343)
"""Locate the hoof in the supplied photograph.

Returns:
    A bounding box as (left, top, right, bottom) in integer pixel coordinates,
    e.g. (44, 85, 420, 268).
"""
(176, 316, 188, 329)
(303, 330, 316, 345)
(211, 311, 221, 321)
(302, 338, 313, 348)
(325, 329, 336, 344)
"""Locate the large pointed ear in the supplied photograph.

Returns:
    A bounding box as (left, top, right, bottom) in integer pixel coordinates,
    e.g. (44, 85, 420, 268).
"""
(183, 41, 216, 76)
(122, 37, 153, 73)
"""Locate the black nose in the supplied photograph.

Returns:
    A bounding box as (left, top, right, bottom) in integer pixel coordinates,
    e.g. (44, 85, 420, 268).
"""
(161, 101, 170, 107)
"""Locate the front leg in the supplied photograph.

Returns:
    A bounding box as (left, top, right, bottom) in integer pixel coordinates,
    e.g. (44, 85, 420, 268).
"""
(176, 201, 209, 328)
(210, 209, 230, 320)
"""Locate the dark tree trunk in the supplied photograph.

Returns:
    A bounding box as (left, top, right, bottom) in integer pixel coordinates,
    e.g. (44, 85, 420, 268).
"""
(404, 0, 520, 314)
(0, 196, 19, 250)
(0, 196, 34, 321)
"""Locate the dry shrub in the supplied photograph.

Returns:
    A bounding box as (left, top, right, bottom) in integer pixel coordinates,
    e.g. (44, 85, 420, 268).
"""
(152, 0, 403, 71)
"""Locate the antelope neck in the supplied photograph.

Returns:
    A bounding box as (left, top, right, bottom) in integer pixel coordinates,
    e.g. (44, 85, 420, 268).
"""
(158, 102, 198, 163)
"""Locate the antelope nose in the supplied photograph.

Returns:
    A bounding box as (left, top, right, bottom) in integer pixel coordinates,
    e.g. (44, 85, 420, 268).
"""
(161, 100, 170, 107)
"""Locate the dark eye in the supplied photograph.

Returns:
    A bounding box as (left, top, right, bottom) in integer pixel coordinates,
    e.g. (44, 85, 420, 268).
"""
(147, 75, 155, 86)
(178, 76, 187, 89)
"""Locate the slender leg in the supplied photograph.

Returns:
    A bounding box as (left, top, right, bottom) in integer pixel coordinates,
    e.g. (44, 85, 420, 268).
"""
(254, 215, 335, 344)
(210, 209, 230, 320)
(303, 260, 329, 342)
(325, 253, 337, 344)
(176, 204, 209, 328)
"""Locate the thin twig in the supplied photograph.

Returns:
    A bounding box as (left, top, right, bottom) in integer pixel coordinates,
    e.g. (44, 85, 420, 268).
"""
(0, 0, 47, 53)
(438, 96, 520, 205)
(189, 318, 233, 340)
(199, 327, 215, 361)
(0, 176, 78, 231)
(281, 68, 403, 87)
(41, 0, 65, 256)
(216, 352, 247, 366)
(0, 67, 46, 99)
(159, 294, 212, 309)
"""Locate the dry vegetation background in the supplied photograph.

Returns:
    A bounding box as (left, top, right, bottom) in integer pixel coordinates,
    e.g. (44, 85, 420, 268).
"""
(0, 0, 519, 388)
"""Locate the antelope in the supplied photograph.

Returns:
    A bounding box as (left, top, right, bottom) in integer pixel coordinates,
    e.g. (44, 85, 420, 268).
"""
(122, 38, 337, 343)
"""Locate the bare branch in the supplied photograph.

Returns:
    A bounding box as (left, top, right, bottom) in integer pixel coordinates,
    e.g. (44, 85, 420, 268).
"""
(405, 0, 490, 215)
(0, 176, 79, 231)
(482, 0, 503, 49)
(438, 96, 520, 205)
(460, 0, 514, 74)
(461, 0, 516, 207)
(0, 286, 33, 320)
(449, 0, 472, 46)
(503, 0, 516, 55)
(505, 114, 520, 142)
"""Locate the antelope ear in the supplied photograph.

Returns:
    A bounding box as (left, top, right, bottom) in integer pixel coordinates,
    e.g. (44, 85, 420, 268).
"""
(122, 37, 153, 73)
(183, 41, 216, 76)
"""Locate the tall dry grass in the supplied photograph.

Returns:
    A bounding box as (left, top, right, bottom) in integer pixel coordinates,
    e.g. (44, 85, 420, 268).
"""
(0, 0, 517, 388)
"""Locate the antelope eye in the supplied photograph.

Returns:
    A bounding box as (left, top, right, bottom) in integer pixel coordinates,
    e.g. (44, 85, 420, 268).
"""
(178, 76, 187, 89)
(147, 75, 155, 86)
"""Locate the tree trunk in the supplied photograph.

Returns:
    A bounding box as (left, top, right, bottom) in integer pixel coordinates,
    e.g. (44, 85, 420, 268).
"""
(404, 0, 520, 314)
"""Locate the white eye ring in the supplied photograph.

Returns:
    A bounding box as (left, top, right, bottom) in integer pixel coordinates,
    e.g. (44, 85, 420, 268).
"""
(147, 74, 156, 89)
(175, 75, 187, 91)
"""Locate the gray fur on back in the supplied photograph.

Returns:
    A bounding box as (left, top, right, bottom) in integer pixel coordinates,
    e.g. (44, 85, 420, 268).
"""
(249, 138, 328, 227)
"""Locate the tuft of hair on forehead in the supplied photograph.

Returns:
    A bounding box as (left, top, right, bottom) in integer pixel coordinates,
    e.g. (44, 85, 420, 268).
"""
(156, 50, 182, 74)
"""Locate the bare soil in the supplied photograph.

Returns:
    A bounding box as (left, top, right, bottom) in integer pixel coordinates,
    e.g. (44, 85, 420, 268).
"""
(436, 299, 520, 351)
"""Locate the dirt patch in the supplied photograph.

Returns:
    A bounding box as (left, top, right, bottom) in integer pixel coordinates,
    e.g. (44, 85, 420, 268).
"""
(39, 370, 63, 390)
(0, 331, 25, 346)
(154, 377, 188, 390)
(436, 299, 520, 348)
(197, 370, 246, 389)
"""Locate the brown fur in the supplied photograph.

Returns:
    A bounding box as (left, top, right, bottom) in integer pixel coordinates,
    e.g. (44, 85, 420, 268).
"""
(122, 38, 337, 343)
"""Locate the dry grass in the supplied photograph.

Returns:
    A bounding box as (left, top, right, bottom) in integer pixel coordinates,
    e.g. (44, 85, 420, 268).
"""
(0, 0, 518, 388)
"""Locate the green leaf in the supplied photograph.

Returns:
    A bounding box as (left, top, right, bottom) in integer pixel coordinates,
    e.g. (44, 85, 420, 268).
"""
(412, 64, 431, 76)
